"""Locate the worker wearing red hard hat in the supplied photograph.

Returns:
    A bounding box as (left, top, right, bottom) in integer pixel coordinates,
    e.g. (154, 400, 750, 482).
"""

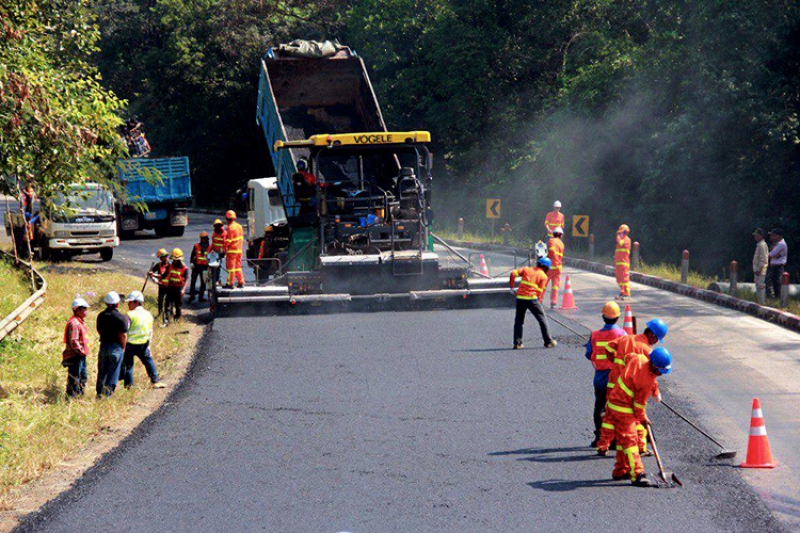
(615, 224, 632, 300)
(605, 345, 673, 487)
(544, 227, 565, 309)
(584, 301, 626, 448)
(544, 200, 564, 239)
(223, 210, 245, 288)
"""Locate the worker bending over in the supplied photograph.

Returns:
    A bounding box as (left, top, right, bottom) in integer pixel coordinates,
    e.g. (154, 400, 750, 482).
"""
(596, 318, 668, 456)
(545, 227, 565, 309)
(615, 224, 632, 300)
(544, 201, 564, 239)
(509, 257, 557, 349)
(223, 210, 245, 288)
(584, 302, 626, 447)
(606, 346, 673, 487)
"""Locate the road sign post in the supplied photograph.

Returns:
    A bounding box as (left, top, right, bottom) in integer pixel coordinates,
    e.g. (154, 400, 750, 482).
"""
(486, 199, 501, 237)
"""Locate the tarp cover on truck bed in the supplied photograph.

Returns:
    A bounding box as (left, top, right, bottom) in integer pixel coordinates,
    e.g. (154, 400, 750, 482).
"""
(277, 39, 346, 59)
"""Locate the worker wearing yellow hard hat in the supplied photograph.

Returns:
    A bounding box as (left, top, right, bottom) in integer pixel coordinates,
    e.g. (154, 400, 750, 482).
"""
(148, 247, 172, 316)
(162, 248, 188, 324)
(615, 224, 632, 300)
(223, 210, 245, 288)
(584, 301, 626, 449)
(188, 231, 211, 303)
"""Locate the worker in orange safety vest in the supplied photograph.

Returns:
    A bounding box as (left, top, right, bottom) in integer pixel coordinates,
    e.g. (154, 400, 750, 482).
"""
(509, 257, 557, 349)
(188, 231, 210, 302)
(164, 248, 189, 323)
(595, 318, 668, 456)
(544, 200, 565, 239)
(544, 227, 565, 309)
(223, 210, 245, 288)
(584, 301, 626, 447)
(604, 346, 672, 487)
(615, 224, 632, 299)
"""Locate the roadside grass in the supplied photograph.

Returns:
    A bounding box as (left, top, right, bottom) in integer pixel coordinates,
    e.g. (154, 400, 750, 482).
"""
(0, 257, 31, 318)
(0, 260, 195, 506)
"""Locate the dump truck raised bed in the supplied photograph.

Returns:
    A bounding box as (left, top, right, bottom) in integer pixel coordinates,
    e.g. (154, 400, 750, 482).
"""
(210, 43, 511, 314)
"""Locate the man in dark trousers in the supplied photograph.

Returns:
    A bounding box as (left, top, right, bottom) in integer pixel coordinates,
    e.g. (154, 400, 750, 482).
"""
(509, 257, 558, 349)
(188, 232, 210, 302)
(96, 291, 128, 397)
(62, 297, 90, 398)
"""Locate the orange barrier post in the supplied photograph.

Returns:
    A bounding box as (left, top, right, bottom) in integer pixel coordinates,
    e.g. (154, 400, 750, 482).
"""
(479, 254, 490, 277)
(740, 397, 776, 469)
(559, 275, 578, 310)
(623, 304, 634, 335)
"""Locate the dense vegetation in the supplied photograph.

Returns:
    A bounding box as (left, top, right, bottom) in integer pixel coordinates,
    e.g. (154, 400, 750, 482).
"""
(7, 1, 800, 276)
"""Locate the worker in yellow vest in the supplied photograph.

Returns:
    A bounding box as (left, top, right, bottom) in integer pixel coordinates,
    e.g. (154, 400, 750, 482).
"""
(122, 291, 165, 388)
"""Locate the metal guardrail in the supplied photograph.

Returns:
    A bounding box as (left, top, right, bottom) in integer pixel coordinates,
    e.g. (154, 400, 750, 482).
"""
(0, 250, 47, 343)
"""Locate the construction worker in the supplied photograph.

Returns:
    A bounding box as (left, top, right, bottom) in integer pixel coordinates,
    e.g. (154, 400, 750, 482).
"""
(164, 248, 188, 323)
(188, 231, 210, 302)
(614, 224, 632, 300)
(606, 346, 673, 487)
(62, 297, 90, 398)
(544, 201, 564, 238)
(596, 318, 668, 456)
(544, 227, 565, 309)
(96, 291, 128, 397)
(210, 219, 226, 285)
(223, 210, 245, 288)
(584, 302, 626, 447)
(122, 291, 165, 389)
(256, 225, 275, 283)
(148, 248, 171, 316)
(297, 159, 317, 187)
(509, 257, 558, 349)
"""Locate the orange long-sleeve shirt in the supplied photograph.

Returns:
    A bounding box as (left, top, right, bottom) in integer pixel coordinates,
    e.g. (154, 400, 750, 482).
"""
(547, 237, 564, 270)
(607, 352, 659, 420)
(510, 267, 548, 300)
(615, 234, 631, 267)
(224, 222, 244, 254)
(544, 211, 564, 236)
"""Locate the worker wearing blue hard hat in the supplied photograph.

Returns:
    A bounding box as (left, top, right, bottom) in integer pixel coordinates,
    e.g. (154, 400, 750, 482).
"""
(508, 257, 557, 349)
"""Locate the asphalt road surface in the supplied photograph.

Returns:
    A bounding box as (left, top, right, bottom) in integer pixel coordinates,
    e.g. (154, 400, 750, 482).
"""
(15, 216, 786, 532)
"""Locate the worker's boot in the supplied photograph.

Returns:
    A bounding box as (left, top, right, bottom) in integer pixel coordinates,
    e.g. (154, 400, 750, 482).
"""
(632, 473, 654, 487)
(513, 343, 524, 350)
(596, 448, 608, 457)
(545, 340, 558, 348)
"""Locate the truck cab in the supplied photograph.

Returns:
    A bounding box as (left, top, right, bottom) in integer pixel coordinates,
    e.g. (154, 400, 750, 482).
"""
(245, 177, 287, 259)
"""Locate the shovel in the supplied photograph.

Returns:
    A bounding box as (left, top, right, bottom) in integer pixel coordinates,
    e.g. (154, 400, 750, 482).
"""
(647, 423, 683, 488)
(661, 400, 737, 460)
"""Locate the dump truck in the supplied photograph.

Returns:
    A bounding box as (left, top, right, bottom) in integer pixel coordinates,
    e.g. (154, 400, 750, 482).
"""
(210, 42, 512, 313)
(116, 157, 192, 238)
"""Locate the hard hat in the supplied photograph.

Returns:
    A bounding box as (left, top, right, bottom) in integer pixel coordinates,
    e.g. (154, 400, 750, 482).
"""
(645, 318, 668, 342)
(553, 201, 562, 208)
(297, 159, 307, 170)
(71, 297, 89, 310)
(126, 290, 144, 303)
(157, 248, 168, 258)
(649, 346, 673, 375)
(171, 248, 184, 260)
(264, 225, 273, 232)
(104, 291, 121, 305)
(618, 224, 630, 234)
(536, 257, 552, 269)
(553, 227, 563, 235)
(200, 231, 209, 238)
(225, 210, 236, 220)
(602, 301, 621, 319)
(213, 219, 223, 226)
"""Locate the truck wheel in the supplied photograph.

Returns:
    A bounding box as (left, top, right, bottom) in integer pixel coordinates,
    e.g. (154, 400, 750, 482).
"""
(171, 226, 185, 237)
(119, 229, 135, 240)
(100, 247, 114, 262)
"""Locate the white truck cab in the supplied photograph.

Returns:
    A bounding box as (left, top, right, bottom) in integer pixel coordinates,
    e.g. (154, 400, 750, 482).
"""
(246, 177, 287, 258)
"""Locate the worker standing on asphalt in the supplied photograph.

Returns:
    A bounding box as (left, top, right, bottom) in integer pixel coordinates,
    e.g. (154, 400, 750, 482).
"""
(96, 291, 128, 397)
(121, 291, 165, 389)
(545, 227, 565, 309)
(164, 248, 189, 323)
(544, 201, 564, 239)
(210, 219, 227, 285)
(584, 302, 626, 447)
(595, 318, 668, 456)
(753, 228, 769, 304)
(148, 248, 171, 316)
(509, 257, 558, 349)
(62, 297, 90, 398)
(606, 346, 673, 487)
(223, 210, 245, 288)
(614, 224, 632, 300)
(188, 231, 210, 302)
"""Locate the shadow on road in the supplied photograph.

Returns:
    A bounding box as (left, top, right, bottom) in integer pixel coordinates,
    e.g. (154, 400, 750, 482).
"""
(489, 445, 604, 464)
(527, 478, 624, 492)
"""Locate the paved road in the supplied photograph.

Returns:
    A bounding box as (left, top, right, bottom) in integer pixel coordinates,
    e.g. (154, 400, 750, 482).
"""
(17, 238, 785, 531)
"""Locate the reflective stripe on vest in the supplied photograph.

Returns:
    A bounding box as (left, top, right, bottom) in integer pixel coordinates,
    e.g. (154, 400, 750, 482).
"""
(607, 401, 634, 414)
(194, 244, 208, 266)
(127, 307, 153, 344)
(617, 377, 635, 398)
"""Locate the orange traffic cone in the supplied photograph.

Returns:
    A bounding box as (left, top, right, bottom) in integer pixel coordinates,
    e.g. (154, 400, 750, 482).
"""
(559, 275, 578, 310)
(479, 254, 490, 277)
(741, 398, 776, 468)
(623, 304, 634, 335)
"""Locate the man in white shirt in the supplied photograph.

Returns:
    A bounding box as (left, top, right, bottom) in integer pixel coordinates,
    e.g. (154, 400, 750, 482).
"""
(752, 228, 769, 304)
(767, 228, 788, 299)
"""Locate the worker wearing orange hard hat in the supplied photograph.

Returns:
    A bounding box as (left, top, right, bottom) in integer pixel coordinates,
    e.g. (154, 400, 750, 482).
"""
(188, 231, 210, 303)
(544, 201, 565, 239)
(584, 301, 626, 448)
(614, 224, 632, 300)
(223, 210, 245, 288)
(544, 227, 565, 309)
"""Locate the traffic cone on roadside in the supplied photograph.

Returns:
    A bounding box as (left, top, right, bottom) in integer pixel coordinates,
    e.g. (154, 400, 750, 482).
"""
(741, 398, 776, 468)
(559, 275, 578, 310)
(479, 254, 490, 277)
(623, 304, 634, 335)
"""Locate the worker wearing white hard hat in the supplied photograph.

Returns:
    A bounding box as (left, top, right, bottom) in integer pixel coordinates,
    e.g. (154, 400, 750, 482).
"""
(122, 290, 165, 389)
(544, 201, 565, 238)
(63, 296, 90, 397)
(544, 227, 565, 309)
(96, 291, 128, 397)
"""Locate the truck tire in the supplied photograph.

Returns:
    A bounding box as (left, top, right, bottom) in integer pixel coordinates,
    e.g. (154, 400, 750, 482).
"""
(119, 229, 136, 240)
(171, 226, 185, 237)
(100, 247, 114, 262)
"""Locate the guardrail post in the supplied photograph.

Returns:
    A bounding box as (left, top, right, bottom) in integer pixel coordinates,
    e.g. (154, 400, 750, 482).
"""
(457, 217, 464, 240)
(681, 250, 689, 284)
(780, 272, 790, 308)
(729, 260, 738, 294)
(589, 233, 595, 260)
(632, 241, 640, 270)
